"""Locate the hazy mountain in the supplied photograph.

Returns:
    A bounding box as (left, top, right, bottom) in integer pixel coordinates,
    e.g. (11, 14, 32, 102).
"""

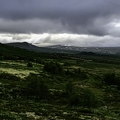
(6, 42, 75, 53)
(7, 42, 48, 52)
(6, 42, 120, 55)
(47, 45, 120, 55)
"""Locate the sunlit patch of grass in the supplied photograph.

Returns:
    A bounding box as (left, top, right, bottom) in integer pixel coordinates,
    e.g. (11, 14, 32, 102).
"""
(0, 68, 38, 78)
(0, 60, 26, 66)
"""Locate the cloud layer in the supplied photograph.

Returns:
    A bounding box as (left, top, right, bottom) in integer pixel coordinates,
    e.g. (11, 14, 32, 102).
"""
(0, 0, 120, 46)
(1, 33, 120, 47)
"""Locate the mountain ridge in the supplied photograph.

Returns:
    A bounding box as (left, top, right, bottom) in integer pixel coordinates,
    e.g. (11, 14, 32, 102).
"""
(5, 42, 120, 55)
(6, 42, 75, 53)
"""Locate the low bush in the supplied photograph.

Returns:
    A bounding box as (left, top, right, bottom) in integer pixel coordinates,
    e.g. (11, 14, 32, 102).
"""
(27, 62, 33, 67)
(0, 72, 21, 81)
(26, 74, 50, 99)
(67, 87, 102, 108)
(103, 73, 120, 89)
(65, 81, 74, 95)
(69, 94, 81, 106)
(0, 111, 22, 120)
(44, 61, 64, 75)
(81, 89, 102, 108)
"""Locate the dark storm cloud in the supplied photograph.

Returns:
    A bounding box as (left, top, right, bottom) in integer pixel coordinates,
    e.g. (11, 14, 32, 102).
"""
(0, 0, 120, 35)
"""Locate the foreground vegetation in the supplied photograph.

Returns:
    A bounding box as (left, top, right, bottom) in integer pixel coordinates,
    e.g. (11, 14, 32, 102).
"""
(0, 43, 120, 119)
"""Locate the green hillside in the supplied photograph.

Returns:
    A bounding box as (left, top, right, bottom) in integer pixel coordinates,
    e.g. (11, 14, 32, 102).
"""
(0, 43, 120, 119)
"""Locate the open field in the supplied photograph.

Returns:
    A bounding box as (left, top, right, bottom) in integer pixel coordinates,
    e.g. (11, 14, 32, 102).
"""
(0, 51, 120, 120)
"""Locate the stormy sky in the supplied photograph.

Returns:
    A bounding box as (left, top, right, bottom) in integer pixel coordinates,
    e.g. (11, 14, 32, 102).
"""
(0, 0, 120, 46)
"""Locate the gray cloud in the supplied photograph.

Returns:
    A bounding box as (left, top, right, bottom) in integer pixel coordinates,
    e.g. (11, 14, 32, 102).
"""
(0, 0, 120, 36)
(1, 33, 120, 47)
(1, 0, 120, 47)
(0, 18, 70, 34)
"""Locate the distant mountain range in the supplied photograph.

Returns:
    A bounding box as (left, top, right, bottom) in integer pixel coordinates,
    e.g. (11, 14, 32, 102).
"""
(6, 42, 120, 55)
(6, 42, 79, 54)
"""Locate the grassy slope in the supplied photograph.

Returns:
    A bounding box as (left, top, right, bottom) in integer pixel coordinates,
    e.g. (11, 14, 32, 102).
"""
(0, 43, 120, 119)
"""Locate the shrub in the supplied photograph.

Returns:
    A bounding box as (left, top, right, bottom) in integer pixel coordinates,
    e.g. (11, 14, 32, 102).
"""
(68, 88, 102, 108)
(0, 56, 4, 61)
(0, 111, 22, 120)
(69, 94, 80, 106)
(103, 73, 120, 89)
(0, 72, 21, 81)
(65, 69, 74, 76)
(44, 61, 64, 75)
(26, 74, 49, 99)
(64, 62, 70, 66)
(81, 89, 102, 108)
(27, 62, 33, 67)
(65, 81, 74, 95)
